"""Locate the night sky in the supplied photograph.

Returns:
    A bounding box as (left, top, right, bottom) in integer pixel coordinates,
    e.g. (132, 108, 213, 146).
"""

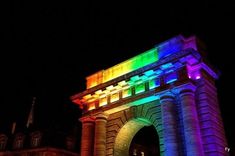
(1, 0, 235, 152)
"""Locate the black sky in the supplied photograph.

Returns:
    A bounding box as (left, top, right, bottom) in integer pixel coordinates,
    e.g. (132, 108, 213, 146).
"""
(1, 0, 235, 151)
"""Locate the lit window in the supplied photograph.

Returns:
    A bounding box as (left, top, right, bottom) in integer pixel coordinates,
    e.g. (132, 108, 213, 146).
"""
(33, 137, 39, 147)
(30, 131, 42, 148)
(13, 133, 25, 150)
(14, 139, 23, 149)
(0, 134, 7, 151)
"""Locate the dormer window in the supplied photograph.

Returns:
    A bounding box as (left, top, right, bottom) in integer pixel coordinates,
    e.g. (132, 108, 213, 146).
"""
(0, 134, 8, 151)
(30, 131, 42, 148)
(13, 133, 25, 150)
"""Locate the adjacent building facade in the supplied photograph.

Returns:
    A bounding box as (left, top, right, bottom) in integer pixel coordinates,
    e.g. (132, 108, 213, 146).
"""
(0, 130, 79, 156)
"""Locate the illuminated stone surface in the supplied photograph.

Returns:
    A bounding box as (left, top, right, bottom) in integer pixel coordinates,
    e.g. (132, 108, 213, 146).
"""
(71, 35, 227, 156)
(160, 94, 179, 155)
(94, 114, 108, 156)
(80, 117, 95, 156)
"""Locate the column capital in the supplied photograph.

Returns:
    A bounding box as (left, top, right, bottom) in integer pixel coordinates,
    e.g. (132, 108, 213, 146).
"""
(156, 82, 196, 101)
(159, 91, 175, 102)
(94, 112, 109, 120)
(176, 83, 196, 98)
(156, 89, 175, 98)
(79, 116, 95, 123)
(172, 82, 196, 95)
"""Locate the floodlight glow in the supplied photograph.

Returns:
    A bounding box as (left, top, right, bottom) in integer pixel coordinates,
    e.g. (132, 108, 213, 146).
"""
(196, 75, 201, 79)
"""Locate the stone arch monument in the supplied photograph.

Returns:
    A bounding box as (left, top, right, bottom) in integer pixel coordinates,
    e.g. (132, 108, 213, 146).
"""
(71, 35, 227, 156)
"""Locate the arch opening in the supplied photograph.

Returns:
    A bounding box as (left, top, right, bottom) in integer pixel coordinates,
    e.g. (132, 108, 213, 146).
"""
(113, 118, 160, 156)
(129, 125, 160, 156)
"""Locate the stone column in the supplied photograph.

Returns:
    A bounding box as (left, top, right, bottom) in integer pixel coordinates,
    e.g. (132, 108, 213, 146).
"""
(94, 113, 108, 156)
(179, 88, 204, 156)
(160, 94, 179, 156)
(80, 117, 95, 156)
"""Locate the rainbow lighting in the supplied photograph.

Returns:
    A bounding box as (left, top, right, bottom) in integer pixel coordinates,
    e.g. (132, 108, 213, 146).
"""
(86, 35, 199, 89)
(86, 36, 209, 89)
(72, 35, 217, 112)
(72, 35, 228, 156)
(86, 48, 158, 89)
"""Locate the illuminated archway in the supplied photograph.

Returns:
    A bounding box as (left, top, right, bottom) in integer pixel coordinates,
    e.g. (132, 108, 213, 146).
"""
(113, 118, 152, 156)
(129, 125, 160, 156)
(72, 35, 228, 156)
